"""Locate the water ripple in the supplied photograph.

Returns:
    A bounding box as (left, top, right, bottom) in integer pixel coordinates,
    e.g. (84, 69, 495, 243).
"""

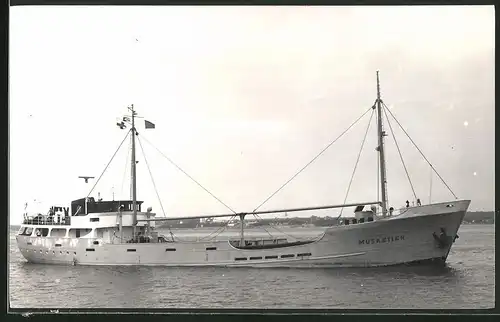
(8, 225, 495, 309)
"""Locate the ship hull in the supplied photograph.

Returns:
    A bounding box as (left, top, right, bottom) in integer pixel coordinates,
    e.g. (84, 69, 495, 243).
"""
(15, 200, 469, 268)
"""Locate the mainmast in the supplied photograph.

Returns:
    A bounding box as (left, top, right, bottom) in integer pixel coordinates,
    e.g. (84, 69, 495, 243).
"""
(239, 214, 245, 247)
(376, 71, 389, 216)
(129, 104, 138, 236)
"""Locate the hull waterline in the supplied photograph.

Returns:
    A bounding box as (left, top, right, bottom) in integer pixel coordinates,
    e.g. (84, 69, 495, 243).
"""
(16, 200, 469, 268)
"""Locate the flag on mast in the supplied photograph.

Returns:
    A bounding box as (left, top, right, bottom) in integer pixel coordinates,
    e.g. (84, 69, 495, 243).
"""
(145, 120, 155, 129)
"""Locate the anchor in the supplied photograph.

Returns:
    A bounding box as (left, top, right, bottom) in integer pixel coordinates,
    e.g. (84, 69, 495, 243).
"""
(432, 227, 455, 249)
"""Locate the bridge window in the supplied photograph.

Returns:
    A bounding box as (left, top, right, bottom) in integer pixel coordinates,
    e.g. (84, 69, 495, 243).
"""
(85, 248, 95, 252)
(166, 248, 176, 252)
(127, 249, 136, 252)
(90, 218, 99, 222)
(367, 217, 374, 222)
(20, 227, 33, 236)
(297, 253, 312, 257)
(50, 228, 67, 237)
(41, 228, 49, 237)
(206, 247, 217, 251)
(265, 255, 278, 259)
(74, 199, 145, 215)
(69, 228, 92, 238)
(249, 256, 262, 260)
(234, 257, 247, 261)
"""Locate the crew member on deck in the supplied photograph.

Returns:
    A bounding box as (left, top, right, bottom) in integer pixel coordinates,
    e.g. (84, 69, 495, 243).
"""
(406, 200, 410, 208)
(417, 198, 422, 206)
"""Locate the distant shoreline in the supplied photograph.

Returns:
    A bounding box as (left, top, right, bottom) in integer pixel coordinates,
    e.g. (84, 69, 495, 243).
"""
(9, 210, 495, 230)
(8, 222, 495, 230)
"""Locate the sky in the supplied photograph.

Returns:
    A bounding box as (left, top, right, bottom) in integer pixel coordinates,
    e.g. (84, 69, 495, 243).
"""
(9, 5, 495, 224)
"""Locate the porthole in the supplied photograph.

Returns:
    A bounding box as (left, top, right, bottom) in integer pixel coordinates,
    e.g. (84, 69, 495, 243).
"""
(280, 254, 295, 259)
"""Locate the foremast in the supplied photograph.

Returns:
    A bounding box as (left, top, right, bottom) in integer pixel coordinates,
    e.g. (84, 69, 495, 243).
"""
(376, 71, 389, 217)
(129, 104, 138, 237)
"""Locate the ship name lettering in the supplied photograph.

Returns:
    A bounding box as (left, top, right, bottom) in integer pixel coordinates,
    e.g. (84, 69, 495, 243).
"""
(358, 235, 405, 245)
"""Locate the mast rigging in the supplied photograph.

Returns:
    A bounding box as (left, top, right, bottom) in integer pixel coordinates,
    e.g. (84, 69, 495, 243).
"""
(381, 101, 458, 200)
(85, 71, 460, 246)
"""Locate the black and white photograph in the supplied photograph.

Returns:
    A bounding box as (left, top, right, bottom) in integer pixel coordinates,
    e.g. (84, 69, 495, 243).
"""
(8, 4, 495, 311)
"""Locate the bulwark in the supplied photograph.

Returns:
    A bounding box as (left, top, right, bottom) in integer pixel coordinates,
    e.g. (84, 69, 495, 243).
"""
(359, 235, 405, 245)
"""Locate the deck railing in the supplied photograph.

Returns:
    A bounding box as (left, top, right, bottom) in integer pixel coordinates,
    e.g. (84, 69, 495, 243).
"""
(22, 216, 71, 226)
